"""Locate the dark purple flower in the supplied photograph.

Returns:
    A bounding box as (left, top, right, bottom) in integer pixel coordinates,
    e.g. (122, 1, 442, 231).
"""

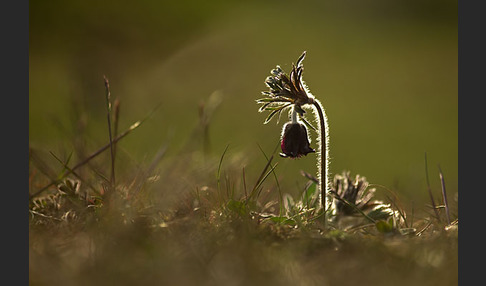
(280, 122, 315, 158)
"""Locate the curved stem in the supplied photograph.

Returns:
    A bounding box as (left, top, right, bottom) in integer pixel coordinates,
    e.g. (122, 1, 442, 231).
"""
(312, 99, 330, 220)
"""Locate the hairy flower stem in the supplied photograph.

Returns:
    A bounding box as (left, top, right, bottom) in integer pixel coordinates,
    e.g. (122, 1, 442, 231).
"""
(291, 106, 298, 124)
(311, 99, 330, 222)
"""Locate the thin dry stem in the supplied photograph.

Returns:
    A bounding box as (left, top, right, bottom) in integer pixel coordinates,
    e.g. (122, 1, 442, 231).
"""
(424, 153, 441, 222)
(103, 75, 116, 188)
(438, 165, 451, 225)
(29, 114, 153, 200)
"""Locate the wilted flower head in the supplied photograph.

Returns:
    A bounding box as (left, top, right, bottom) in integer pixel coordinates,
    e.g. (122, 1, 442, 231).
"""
(331, 171, 395, 221)
(331, 171, 378, 215)
(280, 122, 315, 158)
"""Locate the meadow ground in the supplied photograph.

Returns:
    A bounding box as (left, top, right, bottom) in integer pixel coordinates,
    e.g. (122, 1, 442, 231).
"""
(28, 96, 458, 285)
(29, 1, 458, 285)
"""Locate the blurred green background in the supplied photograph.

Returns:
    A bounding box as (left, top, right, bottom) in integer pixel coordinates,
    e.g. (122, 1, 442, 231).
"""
(29, 0, 457, 203)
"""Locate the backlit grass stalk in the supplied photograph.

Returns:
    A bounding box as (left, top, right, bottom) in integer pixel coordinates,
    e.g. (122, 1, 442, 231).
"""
(29, 102, 160, 200)
(438, 165, 451, 225)
(257, 142, 284, 217)
(217, 144, 230, 206)
(103, 75, 116, 188)
(424, 153, 441, 222)
(113, 98, 120, 169)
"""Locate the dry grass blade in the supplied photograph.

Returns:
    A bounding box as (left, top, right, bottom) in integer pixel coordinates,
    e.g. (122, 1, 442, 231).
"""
(104, 75, 116, 188)
(254, 163, 279, 202)
(217, 144, 230, 192)
(330, 191, 376, 224)
(300, 170, 318, 183)
(410, 201, 415, 228)
(49, 151, 98, 195)
(29, 147, 59, 183)
(246, 151, 273, 203)
(129, 144, 168, 198)
(29, 210, 63, 222)
(113, 98, 121, 177)
(416, 220, 433, 236)
(214, 144, 230, 206)
(246, 149, 278, 204)
(29, 104, 160, 200)
(438, 165, 451, 225)
(424, 153, 441, 222)
(385, 193, 408, 228)
(242, 167, 248, 199)
(257, 142, 283, 215)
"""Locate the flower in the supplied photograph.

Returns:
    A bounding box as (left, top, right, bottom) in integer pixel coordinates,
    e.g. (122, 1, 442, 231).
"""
(256, 52, 332, 220)
(280, 122, 315, 158)
(331, 171, 394, 221)
(332, 171, 376, 215)
(257, 52, 317, 159)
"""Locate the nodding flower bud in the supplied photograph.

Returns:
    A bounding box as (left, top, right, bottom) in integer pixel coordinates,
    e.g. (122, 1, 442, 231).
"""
(280, 122, 315, 158)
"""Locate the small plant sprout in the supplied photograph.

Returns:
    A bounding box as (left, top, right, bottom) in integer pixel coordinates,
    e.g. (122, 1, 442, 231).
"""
(257, 51, 331, 221)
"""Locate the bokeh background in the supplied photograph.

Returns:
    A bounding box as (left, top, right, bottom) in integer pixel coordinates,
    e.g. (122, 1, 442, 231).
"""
(29, 0, 457, 204)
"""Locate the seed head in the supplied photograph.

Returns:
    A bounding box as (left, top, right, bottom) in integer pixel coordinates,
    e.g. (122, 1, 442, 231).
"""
(256, 51, 314, 124)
